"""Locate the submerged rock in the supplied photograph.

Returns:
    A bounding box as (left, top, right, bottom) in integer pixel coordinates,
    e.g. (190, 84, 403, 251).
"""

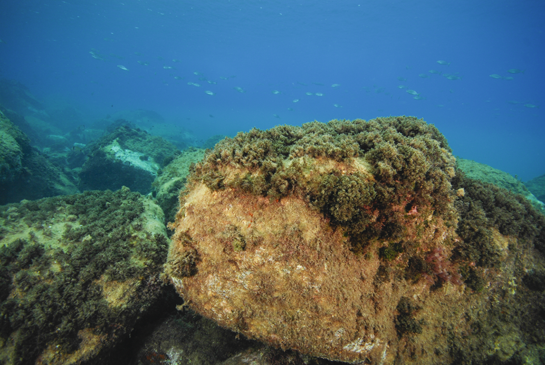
(0, 111, 79, 204)
(79, 124, 180, 194)
(166, 117, 545, 364)
(525, 174, 545, 204)
(457, 157, 543, 210)
(152, 147, 206, 226)
(0, 187, 169, 365)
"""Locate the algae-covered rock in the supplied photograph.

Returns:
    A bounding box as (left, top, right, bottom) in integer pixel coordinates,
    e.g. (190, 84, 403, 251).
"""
(457, 157, 544, 210)
(0, 187, 169, 365)
(525, 174, 545, 203)
(79, 124, 181, 194)
(0, 110, 27, 182)
(0, 111, 79, 204)
(152, 147, 207, 225)
(166, 117, 545, 364)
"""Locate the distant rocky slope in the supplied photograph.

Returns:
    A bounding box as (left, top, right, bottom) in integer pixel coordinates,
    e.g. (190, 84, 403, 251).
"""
(0, 111, 78, 204)
(79, 123, 180, 194)
(457, 157, 544, 210)
(525, 174, 545, 203)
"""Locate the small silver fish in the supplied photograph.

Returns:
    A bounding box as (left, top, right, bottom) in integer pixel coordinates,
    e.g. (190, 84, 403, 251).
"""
(437, 60, 450, 66)
(305, 92, 313, 96)
(489, 74, 502, 79)
(117, 65, 129, 71)
(205, 91, 214, 96)
(315, 93, 324, 96)
(507, 69, 524, 74)
(272, 90, 280, 95)
(331, 84, 340, 87)
(406, 90, 419, 95)
(293, 99, 299, 103)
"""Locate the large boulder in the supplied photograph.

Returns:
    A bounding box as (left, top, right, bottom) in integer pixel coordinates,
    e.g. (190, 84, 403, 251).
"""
(0, 111, 79, 204)
(79, 124, 180, 194)
(166, 117, 545, 364)
(0, 187, 169, 365)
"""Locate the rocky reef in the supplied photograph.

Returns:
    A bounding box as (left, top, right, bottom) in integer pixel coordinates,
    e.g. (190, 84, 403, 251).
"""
(166, 117, 545, 364)
(457, 157, 544, 211)
(0, 187, 169, 364)
(526, 174, 545, 204)
(79, 123, 181, 194)
(0, 111, 79, 204)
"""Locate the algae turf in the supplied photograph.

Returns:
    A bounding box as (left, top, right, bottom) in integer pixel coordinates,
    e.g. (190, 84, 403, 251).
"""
(189, 116, 457, 252)
(0, 187, 169, 365)
(395, 296, 423, 336)
(452, 171, 545, 265)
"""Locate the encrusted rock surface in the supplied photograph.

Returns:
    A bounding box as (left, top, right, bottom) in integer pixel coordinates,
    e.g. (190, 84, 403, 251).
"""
(0, 187, 169, 365)
(166, 117, 545, 364)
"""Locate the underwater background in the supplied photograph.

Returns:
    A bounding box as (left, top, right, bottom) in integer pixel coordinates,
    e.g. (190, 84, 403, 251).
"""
(0, 0, 544, 181)
(2, 1, 545, 364)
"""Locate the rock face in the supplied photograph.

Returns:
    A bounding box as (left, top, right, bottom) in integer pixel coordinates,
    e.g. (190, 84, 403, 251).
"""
(0, 188, 169, 365)
(79, 124, 180, 194)
(166, 117, 545, 364)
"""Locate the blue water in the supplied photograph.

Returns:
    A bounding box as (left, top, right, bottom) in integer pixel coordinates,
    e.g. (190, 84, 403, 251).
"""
(1, 0, 544, 181)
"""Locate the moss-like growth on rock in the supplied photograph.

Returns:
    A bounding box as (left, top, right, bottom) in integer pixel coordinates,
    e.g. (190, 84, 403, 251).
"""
(190, 116, 456, 253)
(395, 296, 423, 336)
(0, 187, 169, 365)
(452, 171, 545, 263)
(457, 158, 541, 209)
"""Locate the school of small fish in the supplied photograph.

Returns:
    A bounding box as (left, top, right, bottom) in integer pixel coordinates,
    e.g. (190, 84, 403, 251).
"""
(88, 51, 537, 114)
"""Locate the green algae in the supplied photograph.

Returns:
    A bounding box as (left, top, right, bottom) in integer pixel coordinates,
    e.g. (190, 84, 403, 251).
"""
(0, 188, 169, 364)
(190, 116, 456, 254)
(452, 171, 545, 262)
